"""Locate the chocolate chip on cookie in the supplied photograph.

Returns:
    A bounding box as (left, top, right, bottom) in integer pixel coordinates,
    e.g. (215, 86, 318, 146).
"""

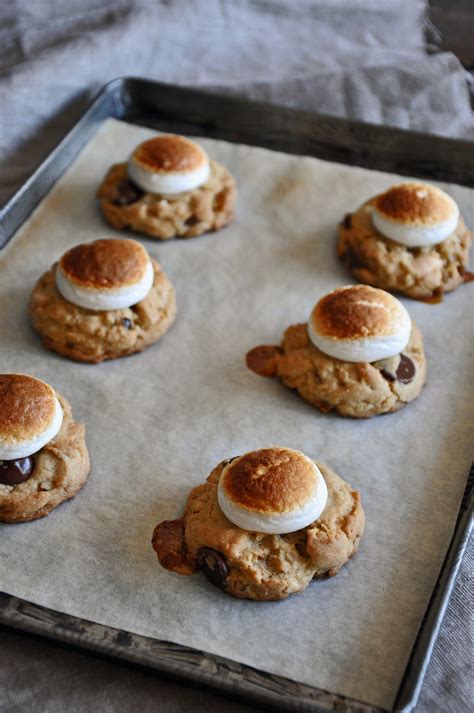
(379, 353, 416, 385)
(0, 456, 34, 485)
(197, 548, 230, 589)
(379, 367, 396, 382)
(344, 247, 367, 270)
(113, 180, 144, 206)
(395, 354, 416, 383)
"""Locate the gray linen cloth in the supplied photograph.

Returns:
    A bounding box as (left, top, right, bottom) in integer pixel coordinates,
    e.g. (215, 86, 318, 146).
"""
(0, 1, 472, 711)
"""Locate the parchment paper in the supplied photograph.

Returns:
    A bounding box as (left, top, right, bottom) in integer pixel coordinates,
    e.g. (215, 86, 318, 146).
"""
(0, 119, 472, 710)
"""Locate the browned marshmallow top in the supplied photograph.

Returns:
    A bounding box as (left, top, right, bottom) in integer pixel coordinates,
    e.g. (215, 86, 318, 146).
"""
(375, 182, 455, 226)
(59, 238, 149, 289)
(0, 374, 57, 445)
(220, 448, 317, 514)
(310, 285, 404, 340)
(131, 135, 207, 174)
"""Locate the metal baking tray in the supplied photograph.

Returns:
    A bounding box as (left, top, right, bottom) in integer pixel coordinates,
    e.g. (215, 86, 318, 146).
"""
(0, 78, 472, 712)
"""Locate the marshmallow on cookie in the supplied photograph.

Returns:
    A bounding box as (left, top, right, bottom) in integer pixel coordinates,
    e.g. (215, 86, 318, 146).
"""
(246, 284, 426, 417)
(56, 238, 154, 311)
(152, 447, 364, 600)
(372, 183, 460, 248)
(337, 180, 472, 300)
(30, 237, 176, 363)
(128, 135, 210, 195)
(218, 448, 328, 534)
(308, 285, 411, 363)
(97, 133, 236, 241)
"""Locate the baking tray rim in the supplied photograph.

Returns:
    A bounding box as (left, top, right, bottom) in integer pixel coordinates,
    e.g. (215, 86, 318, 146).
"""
(0, 76, 472, 713)
(3, 75, 474, 246)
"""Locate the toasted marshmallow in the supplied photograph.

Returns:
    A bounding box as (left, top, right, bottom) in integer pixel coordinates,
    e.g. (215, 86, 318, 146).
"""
(217, 447, 328, 534)
(0, 374, 63, 460)
(128, 135, 210, 195)
(372, 182, 459, 247)
(308, 285, 411, 363)
(56, 238, 154, 311)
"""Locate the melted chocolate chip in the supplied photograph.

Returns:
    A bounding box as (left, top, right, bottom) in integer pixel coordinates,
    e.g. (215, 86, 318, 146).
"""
(197, 547, 230, 589)
(380, 354, 416, 384)
(0, 456, 34, 485)
(396, 354, 416, 384)
(344, 247, 367, 270)
(112, 180, 144, 206)
(342, 213, 352, 229)
(121, 318, 132, 329)
(246, 345, 282, 378)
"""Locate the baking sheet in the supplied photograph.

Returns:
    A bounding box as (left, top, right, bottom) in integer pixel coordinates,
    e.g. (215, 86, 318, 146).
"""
(0, 118, 472, 711)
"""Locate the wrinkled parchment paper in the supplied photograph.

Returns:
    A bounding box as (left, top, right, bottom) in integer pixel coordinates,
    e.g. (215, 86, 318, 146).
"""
(1, 119, 472, 710)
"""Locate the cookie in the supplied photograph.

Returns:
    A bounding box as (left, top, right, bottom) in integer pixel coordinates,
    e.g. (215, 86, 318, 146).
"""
(246, 285, 427, 418)
(97, 134, 236, 240)
(0, 374, 90, 523)
(337, 183, 472, 300)
(29, 239, 176, 363)
(152, 448, 364, 601)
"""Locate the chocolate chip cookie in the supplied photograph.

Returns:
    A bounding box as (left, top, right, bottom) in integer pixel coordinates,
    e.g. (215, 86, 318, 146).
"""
(338, 196, 472, 300)
(97, 160, 236, 240)
(247, 322, 426, 418)
(152, 451, 364, 601)
(29, 256, 176, 363)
